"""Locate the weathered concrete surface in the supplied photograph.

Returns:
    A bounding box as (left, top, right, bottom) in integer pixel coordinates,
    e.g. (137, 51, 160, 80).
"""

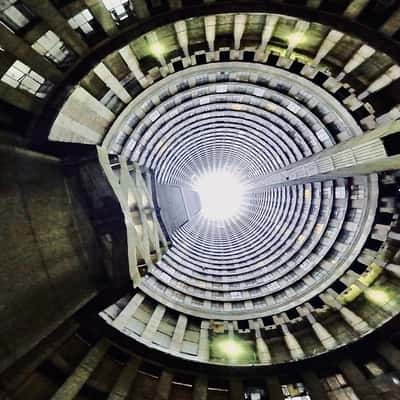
(0, 133, 101, 373)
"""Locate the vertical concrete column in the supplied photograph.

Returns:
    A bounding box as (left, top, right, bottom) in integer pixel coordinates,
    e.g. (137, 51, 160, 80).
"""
(131, 0, 150, 19)
(233, 14, 247, 50)
(383, 263, 400, 279)
(204, 16, 217, 52)
(300, 305, 337, 350)
(307, 0, 322, 8)
(379, 7, 400, 36)
(107, 356, 141, 399)
(279, 318, 305, 359)
(229, 378, 244, 400)
(340, 270, 367, 291)
(343, 0, 370, 19)
(174, 20, 190, 57)
(119, 46, 151, 88)
(50, 339, 110, 400)
(84, 0, 118, 35)
(265, 376, 284, 400)
(93, 63, 132, 104)
(154, 370, 174, 400)
(320, 290, 371, 334)
(113, 293, 145, 330)
(168, 0, 182, 9)
(337, 44, 375, 81)
(376, 105, 400, 125)
(359, 65, 400, 99)
(23, 0, 88, 56)
(301, 370, 329, 400)
(376, 341, 400, 371)
(286, 20, 310, 57)
(170, 314, 188, 352)
(254, 321, 272, 363)
(259, 15, 279, 52)
(338, 359, 380, 400)
(198, 321, 210, 361)
(193, 375, 208, 400)
(141, 304, 166, 341)
(380, 6, 400, 36)
(311, 30, 344, 67)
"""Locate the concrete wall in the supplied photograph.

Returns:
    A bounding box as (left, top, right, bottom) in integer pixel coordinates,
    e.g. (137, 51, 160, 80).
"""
(0, 133, 101, 373)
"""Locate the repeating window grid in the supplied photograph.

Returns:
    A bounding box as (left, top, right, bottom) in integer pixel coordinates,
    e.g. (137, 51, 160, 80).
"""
(1, 60, 52, 98)
(32, 31, 72, 65)
(0, 0, 31, 31)
(102, 0, 132, 22)
(68, 9, 94, 35)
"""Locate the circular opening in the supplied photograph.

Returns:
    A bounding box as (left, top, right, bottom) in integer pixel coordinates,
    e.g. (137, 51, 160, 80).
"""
(193, 169, 245, 220)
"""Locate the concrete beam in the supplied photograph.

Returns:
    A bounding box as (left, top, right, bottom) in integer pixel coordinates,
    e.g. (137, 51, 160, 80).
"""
(84, 0, 119, 36)
(0, 24, 62, 82)
(131, 0, 150, 19)
(94, 63, 132, 103)
(343, 0, 371, 19)
(50, 339, 109, 400)
(380, 6, 400, 36)
(23, 0, 88, 56)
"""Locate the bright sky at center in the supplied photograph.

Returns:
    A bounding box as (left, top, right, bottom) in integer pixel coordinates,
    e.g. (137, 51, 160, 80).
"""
(193, 170, 244, 220)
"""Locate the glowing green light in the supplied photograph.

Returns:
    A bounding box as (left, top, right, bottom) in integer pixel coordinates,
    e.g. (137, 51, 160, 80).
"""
(287, 32, 305, 47)
(150, 43, 164, 56)
(219, 339, 243, 356)
(365, 287, 391, 306)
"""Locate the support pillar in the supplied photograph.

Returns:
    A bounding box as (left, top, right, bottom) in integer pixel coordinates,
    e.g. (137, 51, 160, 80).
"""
(204, 16, 216, 52)
(50, 339, 110, 400)
(359, 65, 400, 100)
(198, 321, 210, 361)
(301, 370, 329, 400)
(170, 314, 187, 352)
(113, 293, 145, 330)
(311, 30, 344, 67)
(321, 290, 371, 334)
(84, 0, 118, 36)
(174, 20, 190, 57)
(254, 321, 272, 363)
(131, 0, 150, 19)
(300, 305, 337, 350)
(337, 44, 375, 81)
(338, 359, 380, 400)
(119, 45, 152, 88)
(94, 63, 132, 104)
(259, 15, 278, 53)
(233, 14, 247, 50)
(193, 375, 208, 400)
(141, 304, 166, 341)
(281, 323, 305, 360)
(154, 371, 174, 400)
(343, 0, 370, 19)
(376, 341, 400, 372)
(265, 376, 284, 400)
(229, 379, 244, 400)
(107, 356, 141, 399)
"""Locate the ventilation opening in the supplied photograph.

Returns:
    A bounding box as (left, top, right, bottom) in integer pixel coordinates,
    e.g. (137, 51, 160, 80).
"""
(309, 296, 324, 309)
(286, 309, 299, 320)
(262, 316, 274, 326)
(238, 319, 249, 330)
(382, 132, 400, 156)
(331, 280, 347, 294)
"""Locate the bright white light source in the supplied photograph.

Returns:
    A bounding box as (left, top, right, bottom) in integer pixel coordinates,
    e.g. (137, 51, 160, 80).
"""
(193, 170, 244, 220)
